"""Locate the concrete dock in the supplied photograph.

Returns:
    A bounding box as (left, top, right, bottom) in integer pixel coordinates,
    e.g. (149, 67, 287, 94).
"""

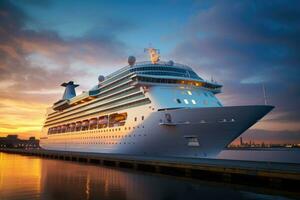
(1, 148, 300, 194)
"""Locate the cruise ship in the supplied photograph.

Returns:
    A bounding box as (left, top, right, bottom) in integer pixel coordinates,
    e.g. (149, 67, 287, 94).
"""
(40, 48, 274, 158)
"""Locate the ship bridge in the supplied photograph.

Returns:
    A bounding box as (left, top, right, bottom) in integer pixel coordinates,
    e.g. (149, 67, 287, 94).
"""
(129, 61, 202, 80)
(127, 61, 222, 94)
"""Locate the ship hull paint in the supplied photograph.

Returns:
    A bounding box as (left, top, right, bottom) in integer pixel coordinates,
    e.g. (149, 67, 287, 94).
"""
(40, 105, 273, 158)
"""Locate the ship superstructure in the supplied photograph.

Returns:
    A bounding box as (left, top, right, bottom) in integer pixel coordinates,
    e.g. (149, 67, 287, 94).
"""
(40, 48, 273, 157)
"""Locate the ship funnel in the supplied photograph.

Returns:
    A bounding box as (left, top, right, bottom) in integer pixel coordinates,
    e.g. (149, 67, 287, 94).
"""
(61, 81, 79, 100)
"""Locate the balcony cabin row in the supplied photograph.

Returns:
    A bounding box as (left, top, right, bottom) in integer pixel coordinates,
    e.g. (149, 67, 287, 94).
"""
(48, 112, 127, 135)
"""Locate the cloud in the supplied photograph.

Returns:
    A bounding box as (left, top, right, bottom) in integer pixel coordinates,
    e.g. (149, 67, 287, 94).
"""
(0, 0, 131, 138)
(171, 0, 300, 132)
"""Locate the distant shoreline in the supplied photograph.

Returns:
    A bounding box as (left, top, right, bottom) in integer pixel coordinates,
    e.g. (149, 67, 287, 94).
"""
(226, 147, 300, 151)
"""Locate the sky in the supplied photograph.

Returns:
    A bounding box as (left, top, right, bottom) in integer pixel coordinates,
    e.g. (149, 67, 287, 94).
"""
(0, 0, 300, 144)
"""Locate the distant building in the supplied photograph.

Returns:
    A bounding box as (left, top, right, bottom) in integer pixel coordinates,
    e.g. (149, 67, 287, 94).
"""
(0, 135, 39, 149)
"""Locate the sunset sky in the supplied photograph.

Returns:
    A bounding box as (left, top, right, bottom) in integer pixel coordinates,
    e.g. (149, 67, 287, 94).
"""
(0, 0, 299, 143)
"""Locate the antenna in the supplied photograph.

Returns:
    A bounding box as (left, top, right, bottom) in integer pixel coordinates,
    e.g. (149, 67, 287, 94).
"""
(262, 83, 268, 105)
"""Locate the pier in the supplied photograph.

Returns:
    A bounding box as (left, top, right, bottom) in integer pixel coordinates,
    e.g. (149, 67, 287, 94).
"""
(1, 148, 300, 194)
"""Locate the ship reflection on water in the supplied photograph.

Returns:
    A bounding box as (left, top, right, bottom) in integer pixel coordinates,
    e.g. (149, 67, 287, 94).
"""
(0, 153, 296, 200)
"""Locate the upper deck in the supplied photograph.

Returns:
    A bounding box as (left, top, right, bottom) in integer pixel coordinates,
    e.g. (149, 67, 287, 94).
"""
(50, 60, 222, 113)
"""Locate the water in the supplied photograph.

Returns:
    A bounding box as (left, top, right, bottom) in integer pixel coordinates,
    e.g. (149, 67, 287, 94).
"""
(0, 152, 298, 200)
(219, 148, 300, 163)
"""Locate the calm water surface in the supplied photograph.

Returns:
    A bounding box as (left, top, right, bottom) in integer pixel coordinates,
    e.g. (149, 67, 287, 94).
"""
(219, 148, 300, 163)
(0, 152, 297, 200)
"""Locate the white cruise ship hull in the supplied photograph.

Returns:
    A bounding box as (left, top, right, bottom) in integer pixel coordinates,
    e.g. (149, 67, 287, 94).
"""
(41, 105, 273, 158)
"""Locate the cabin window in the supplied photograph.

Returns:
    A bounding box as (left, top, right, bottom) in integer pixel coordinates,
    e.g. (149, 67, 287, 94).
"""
(98, 115, 108, 129)
(75, 122, 82, 131)
(184, 99, 189, 104)
(61, 125, 67, 133)
(134, 117, 137, 121)
(56, 126, 61, 133)
(187, 90, 192, 95)
(142, 116, 144, 120)
(89, 118, 98, 130)
(82, 120, 89, 131)
(109, 113, 127, 127)
(70, 123, 76, 132)
(52, 127, 57, 134)
(176, 99, 181, 104)
(65, 124, 70, 132)
(191, 99, 196, 104)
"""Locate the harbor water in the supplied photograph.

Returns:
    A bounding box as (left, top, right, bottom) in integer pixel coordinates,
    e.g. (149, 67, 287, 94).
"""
(0, 150, 298, 200)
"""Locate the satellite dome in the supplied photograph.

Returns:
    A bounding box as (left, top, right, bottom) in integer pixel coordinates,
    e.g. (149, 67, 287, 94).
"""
(167, 60, 174, 66)
(98, 75, 105, 82)
(128, 56, 136, 66)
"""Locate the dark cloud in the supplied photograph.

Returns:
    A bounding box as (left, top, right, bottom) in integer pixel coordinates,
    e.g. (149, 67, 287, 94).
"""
(0, 0, 128, 93)
(171, 0, 300, 126)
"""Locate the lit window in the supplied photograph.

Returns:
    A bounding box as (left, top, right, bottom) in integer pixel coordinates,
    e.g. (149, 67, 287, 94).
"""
(187, 90, 192, 95)
(184, 99, 189, 104)
(191, 99, 196, 104)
